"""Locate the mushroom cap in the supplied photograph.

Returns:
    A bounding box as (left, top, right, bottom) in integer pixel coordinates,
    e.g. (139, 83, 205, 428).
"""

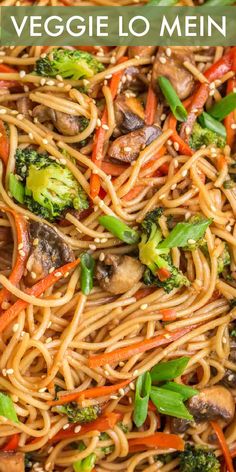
(187, 385, 235, 423)
(96, 254, 144, 295)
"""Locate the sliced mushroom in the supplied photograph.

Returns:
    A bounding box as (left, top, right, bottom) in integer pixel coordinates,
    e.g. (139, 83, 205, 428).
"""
(96, 254, 144, 294)
(25, 221, 74, 285)
(0, 452, 25, 472)
(128, 46, 156, 58)
(16, 97, 32, 120)
(152, 47, 196, 100)
(108, 125, 162, 163)
(121, 66, 144, 93)
(187, 386, 235, 423)
(32, 105, 81, 136)
(114, 94, 144, 134)
(170, 417, 192, 434)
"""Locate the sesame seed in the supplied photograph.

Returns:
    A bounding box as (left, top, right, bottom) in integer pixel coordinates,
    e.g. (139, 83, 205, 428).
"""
(159, 56, 166, 64)
(33, 238, 39, 247)
(160, 113, 166, 121)
(211, 205, 217, 211)
(13, 323, 19, 332)
(0, 109, 6, 114)
(209, 82, 215, 90)
(40, 78, 46, 86)
(83, 79, 90, 86)
(130, 382, 135, 390)
(119, 388, 125, 396)
(231, 123, 236, 130)
(167, 139, 172, 146)
(89, 244, 96, 251)
(97, 118, 101, 127)
(0, 51, 6, 57)
(17, 114, 24, 120)
(104, 370, 110, 376)
(42, 138, 48, 145)
(185, 126, 191, 135)
(46, 80, 55, 86)
(228, 374, 234, 381)
(1, 302, 10, 310)
(19, 250, 25, 257)
(226, 224, 232, 232)
(74, 425, 82, 433)
(173, 142, 179, 151)
(140, 303, 148, 310)
(94, 238, 100, 243)
(209, 90, 215, 96)
(2, 369, 6, 377)
(124, 146, 132, 152)
(38, 387, 47, 393)
(102, 124, 109, 130)
(110, 395, 118, 400)
(49, 267, 55, 273)
(19, 70, 26, 78)
(188, 239, 196, 244)
(101, 238, 108, 243)
(171, 184, 177, 190)
(185, 212, 191, 220)
(56, 74, 63, 82)
(164, 333, 171, 339)
(166, 47, 172, 57)
(133, 369, 139, 376)
(173, 159, 178, 168)
(31, 272, 37, 279)
(182, 169, 188, 177)
(29, 132, 33, 140)
(55, 272, 62, 277)
(6, 368, 14, 375)
(45, 337, 52, 344)
(119, 361, 125, 367)
(18, 243, 23, 250)
(99, 252, 105, 261)
(110, 56, 116, 64)
(159, 194, 166, 200)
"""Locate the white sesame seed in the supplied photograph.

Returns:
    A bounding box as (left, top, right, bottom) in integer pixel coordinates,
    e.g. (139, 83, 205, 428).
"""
(19, 250, 25, 257)
(13, 323, 19, 332)
(0, 109, 6, 115)
(209, 90, 215, 96)
(6, 368, 14, 375)
(110, 56, 116, 64)
(31, 272, 37, 279)
(0, 51, 6, 57)
(133, 369, 139, 376)
(42, 138, 48, 145)
(231, 123, 236, 130)
(159, 194, 166, 200)
(45, 337, 52, 344)
(118, 388, 125, 396)
(160, 113, 166, 121)
(110, 395, 118, 400)
(49, 267, 55, 273)
(211, 205, 217, 211)
(166, 48, 172, 57)
(185, 126, 191, 135)
(55, 272, 62, 277)
(1, 302, 10, 310)
(167, 139, 172, 146)
(99, 252, 105, 261)
(188, 239, 196, 244)
(19, 70, 26, 78)
(28, 132, 33, 140)
(74, 425, 82, 433)
(40, 78, 46, 86)
(38, 387, 47, 393)
(97, 118, 102, 127)
(119, 361, 125, 367)
(171, 184, 177, 190)
(209, 82, 215, 90)
(2, 369, 6, 377)
(226, 224, 232, 232)
(140, 303, 148, 310)
(17, 114, 24, 120)
(185, 212, 191, 220)
(46, 80, 55, 86)
(89, 244, 96, 251)
(102, 124, 109, 130)
(159, 56, 167, 64)
(18, 242, 24, 250)
(173, 142, 179, 151)
(124, 146, 132, 152)
(130, 382, 135, 390)
(101, 238, 108, 243)
(182, 169, 188, 177)
(173, 159, 178, 168)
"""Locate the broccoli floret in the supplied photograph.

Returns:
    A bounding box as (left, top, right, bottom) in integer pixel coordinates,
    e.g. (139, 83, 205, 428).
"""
(179, 444, 220, 472)
(57, 403, 102, 423)
(139, 210, 189, 293)
(154, 452, 177, 465)
(13, 148, 88, 221)
(217, 245, 231, 274)
(190, 123, 226, 150)
(98, 422, 128, 456)
(35, 49, 104, 80)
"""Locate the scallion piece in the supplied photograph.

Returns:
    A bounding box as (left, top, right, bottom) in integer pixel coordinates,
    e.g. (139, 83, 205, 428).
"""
(151, 357, 190, 383)
(0, 392, 19, 423)
(209, 93, 236, 121)
(204, 0, 235, 5)
(147, 0, 178, 4)
(98, 215, 140, 245)
(133, 372, 151, 428)
(80, 253, 95, 296)
(198, 112, 226, 138)
(150, 387, 193, 420)
(158, 219, 212, 250)
(162, 382, 199, 401)
(9, 173, 25, 204)
(73, 453, 96, 472)
(158, 77, 187, 122)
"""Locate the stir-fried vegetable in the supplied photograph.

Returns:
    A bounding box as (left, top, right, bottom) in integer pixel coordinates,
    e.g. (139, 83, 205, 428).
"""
(0, 392, 19, 423)
(179, 444, 221, 472)
(133, 372, 151, 427)
(35, 49, 104, 80)
(98, 215, 140, 244)
(150, 357, 190, 383)
(209, 93, 236, 121)
(73, 452, 96, 472)
(158, 77, 188, 122)
(190, 123, 226, 150)
(0, 120, 9, 165)
(1, 434, 20, 452)
(57, 404, 101, 424)
(198, 112, 226, 138)
(13, 148, 88, 221)
(128, 433, 185, 452)
(204, 0, 235, 4)
(162, 382, 199, 401)
(80, 253, 95, 295)
(150, 387, 193, 420)
(147, 0, 178, 5)
(211, 422, 234, 472)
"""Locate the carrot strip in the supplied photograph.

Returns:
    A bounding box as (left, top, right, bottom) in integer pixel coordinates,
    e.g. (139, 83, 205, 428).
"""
(90, 57, 128, 199)
(47, 380, 130, 406)
(0, 64, 19, 89)
(101, 161, 128, 176)
(180, 83, 209, 142)
(123, 185, 146, 202)
(0, 119, 10, 165)
(128, 433, 185, 452)
(160, 309, 177, 322)
(0, 209, 29, 307)
(156, 267, 171, 281)
(1, 434, 19, 452)
(88, 326, 193, 368)
(0, 259, 79, 334)
(50, 412, 121, 443)
(224, 78, 236, 148)
(168, 115, 193, 156)
(145, 86, 157, 126)
(211, 421, 234, 472)
(204, 47, 236, 82)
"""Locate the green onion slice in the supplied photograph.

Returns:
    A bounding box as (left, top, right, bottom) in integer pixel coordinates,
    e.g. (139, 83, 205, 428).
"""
(198, 112, 226, 138)
(98, 215, 140, 245)
(158, 76, 188, 122)
(209, 93, 236, 121)
(0, 392, 19, 423)
(150, 387, 193, 420)
(133, 372, 151, 428)
(150, 357, 190, 383)
(80, 253, 95, 296)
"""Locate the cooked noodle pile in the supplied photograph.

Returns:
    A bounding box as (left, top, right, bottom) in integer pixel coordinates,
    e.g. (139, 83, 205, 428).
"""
(0, 2, 236, 472)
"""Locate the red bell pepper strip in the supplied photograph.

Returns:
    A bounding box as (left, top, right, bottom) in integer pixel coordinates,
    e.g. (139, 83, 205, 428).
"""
(50, 412, 121, 443)
(204, 47, 236, 82)
(128, 433, 185, 453)
(180, 83, 209, 142)
(1, 434, 20, 452)
(0, 64, 19, 89)
(224, 78, 236, 148)
(47, 380, 130, 406)
(0, 209, 29, 307)
(88, 326, 193, 368)
(0, 119, 10, 165)
(211, 421, 234, 472)
(90, 57, 128, 199)
(145, 86, 157, 126)
(0, 259, 80, 334)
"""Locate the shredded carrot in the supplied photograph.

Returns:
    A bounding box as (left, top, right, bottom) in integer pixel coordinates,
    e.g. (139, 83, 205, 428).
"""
(145, 86, 157, 126)
(128, 433, 185, 453)
(101, 161, 128, 176)
(90, 57, 128, 199)
(47, 380, 130, 406)
(224, 78, 236, 148)
(156, 267, 171, 281)
(0, 208, 29, 307)
(168, 115, 193, 156)
(88, 326, 193, 368)
(204, 47, 236, 82)
(0, 119, 10, 165)
(160, 309, 177, 322)
(50, 412, 121, 443)
(1, 434, 19, 451)
(180, 83, 209, 142)
(211, 421, 234, 472)
(123, 185, 146, 202)
(0, 259, 79, 334)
